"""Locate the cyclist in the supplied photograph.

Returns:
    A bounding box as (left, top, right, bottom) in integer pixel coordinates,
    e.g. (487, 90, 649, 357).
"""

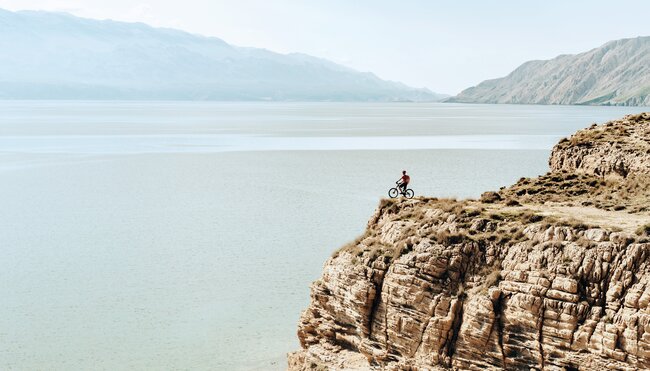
(396, 170, 410, 195)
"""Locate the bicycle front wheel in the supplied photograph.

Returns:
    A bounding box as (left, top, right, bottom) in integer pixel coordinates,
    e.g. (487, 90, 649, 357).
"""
(388, 188, 399, 198)
(405, 189, 414, 199)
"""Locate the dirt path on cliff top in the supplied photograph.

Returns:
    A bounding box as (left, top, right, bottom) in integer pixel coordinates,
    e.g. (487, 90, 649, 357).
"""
(486, 203, 650, 234)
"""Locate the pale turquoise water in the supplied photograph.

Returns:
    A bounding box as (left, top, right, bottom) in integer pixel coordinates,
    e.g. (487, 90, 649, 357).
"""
(0, 102, 647, 370)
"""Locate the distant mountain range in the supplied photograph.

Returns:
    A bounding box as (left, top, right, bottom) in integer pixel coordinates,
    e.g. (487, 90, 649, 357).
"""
(0, 9, 446, 101)
(448, 37, 650, 106)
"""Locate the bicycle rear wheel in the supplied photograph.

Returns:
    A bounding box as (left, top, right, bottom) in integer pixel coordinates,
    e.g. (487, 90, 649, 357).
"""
(405, 189, 414, 199)
(388, 188, 399, 198)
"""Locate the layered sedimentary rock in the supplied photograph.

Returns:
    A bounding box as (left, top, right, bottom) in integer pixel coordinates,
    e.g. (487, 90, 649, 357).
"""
(289, 113, 650, 370)
(550, 113, 650, 178)
(500, 113, 650, 213)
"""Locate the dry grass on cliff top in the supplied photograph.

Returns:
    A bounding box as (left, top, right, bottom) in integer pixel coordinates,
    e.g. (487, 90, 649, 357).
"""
(332, 113, 650, 268)
(493, 171, 650, 215)
(487, 112, 650, 216)
(334, 190, 650, 266)
(490, 204, 650, 234)
(334, 198, 548, 262)
(486, 169, 650, 233)
(555, 112, 650, 151)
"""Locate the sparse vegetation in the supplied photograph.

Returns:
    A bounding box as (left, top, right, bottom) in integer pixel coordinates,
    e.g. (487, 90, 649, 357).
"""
(505, 199, 520, 206)
(499, 172, 604, 204)
(636, 224, 650, 236)
(463, 208, 482, 218)
(469, 266, 502, 295)
(338, 126, 650, 267)
(432, 230, 464, 245)
(497, 170, 650, 215)
(480, 191, 502, 203)
(338, 189, 646, 267)
(300, 113, 650, 371)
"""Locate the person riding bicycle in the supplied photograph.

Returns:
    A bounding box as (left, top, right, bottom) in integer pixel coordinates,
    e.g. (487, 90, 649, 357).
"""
(396, 170, 410, 194)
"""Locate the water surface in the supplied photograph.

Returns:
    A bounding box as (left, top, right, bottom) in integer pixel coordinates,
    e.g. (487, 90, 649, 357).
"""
(0, 102, 647, 370)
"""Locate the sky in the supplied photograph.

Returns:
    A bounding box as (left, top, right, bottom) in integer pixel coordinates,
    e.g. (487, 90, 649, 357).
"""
(0, 0, 648, 94)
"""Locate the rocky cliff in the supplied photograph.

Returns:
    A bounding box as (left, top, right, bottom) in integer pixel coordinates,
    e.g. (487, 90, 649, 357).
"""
(447, 37, 650, 106)
(289, 113, 650, 370)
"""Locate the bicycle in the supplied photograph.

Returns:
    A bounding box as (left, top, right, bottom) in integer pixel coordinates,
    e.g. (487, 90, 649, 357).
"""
(388, 182, 414, 199)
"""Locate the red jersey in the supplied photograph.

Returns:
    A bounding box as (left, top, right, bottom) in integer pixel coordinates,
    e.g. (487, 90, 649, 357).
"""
(401, 174, 410, 184)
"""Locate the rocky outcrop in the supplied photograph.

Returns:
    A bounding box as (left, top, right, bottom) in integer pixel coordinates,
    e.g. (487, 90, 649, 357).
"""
(290, 199, 650, 370)
(550, 113, 650, 178)
(447, 37, 650, 106)
(289, 113, 650, 370)
(499, 113, 650, 213)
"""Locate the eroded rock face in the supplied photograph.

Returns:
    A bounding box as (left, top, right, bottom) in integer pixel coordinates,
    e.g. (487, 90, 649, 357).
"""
(290, 200, 650, 370)
(550, 113, 650, 178)
(289, 113, 650, 370)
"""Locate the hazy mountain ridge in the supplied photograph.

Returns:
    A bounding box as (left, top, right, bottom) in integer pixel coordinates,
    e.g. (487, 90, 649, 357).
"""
(0, 9, 445, 101)
(448, 37, 650, 106)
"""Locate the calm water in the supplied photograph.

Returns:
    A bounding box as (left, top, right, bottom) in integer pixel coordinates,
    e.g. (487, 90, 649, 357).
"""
(1, 102, 647, 370)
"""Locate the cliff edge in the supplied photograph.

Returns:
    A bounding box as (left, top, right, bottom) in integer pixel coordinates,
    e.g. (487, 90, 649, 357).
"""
(289, 113, 650, 370)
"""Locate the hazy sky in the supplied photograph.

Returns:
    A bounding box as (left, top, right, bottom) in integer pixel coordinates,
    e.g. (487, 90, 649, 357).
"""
(1, 0, 648, 94)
